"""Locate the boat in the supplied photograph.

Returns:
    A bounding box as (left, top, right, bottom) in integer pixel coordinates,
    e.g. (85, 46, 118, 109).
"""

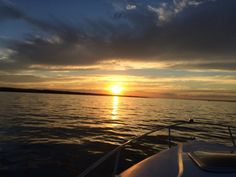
(119, 140, 236, 177)
(78, 119, 236, 177)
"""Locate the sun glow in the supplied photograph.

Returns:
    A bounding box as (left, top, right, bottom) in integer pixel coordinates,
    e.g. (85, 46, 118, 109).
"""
(110, 84, 123, 95)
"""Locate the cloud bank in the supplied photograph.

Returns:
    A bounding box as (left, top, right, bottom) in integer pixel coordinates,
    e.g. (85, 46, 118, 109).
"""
(0, 0, 236, 71)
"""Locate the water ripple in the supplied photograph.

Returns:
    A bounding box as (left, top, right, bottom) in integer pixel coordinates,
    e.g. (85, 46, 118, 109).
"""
(0, 92, 236, 177)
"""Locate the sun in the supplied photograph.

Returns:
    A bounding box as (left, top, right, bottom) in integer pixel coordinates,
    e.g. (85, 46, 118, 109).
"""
(110, 84, 123, 95)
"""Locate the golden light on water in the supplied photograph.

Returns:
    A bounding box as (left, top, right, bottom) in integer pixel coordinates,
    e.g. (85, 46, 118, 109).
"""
(111, 96, 119, 120)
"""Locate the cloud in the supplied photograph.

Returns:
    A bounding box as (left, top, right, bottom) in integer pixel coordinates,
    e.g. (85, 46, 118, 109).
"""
(126, 4, 136, 10)
(0, 48, 14, 62)
(172, 61, 236, 71)
(0, 0, 23, 20)
(0, 0, 236, 71)
(147, 0, 210, 24)
(0, 0, 56, 31)
(0, 74, 47, 83)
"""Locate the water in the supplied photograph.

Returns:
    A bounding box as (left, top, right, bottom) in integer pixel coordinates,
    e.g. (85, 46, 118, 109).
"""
(0, 92, 235, 177)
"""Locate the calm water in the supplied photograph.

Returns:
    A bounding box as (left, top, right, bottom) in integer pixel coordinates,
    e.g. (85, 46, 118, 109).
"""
(0, 92, 236, 177)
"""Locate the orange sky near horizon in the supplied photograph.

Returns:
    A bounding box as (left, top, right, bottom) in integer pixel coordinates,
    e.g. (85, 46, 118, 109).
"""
(0, 0, 236, 101)
(1, 69, 236, 101)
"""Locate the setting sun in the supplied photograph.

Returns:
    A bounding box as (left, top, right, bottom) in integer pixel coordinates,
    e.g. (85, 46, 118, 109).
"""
(110, 85, 123, 95)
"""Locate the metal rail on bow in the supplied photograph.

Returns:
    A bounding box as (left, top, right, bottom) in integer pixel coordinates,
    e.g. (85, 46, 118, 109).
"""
(77, 119, 236, 177)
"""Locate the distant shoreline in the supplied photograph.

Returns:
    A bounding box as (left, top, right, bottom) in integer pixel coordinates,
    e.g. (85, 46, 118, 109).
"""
(0, 87, 146, 99)
(0, 87, 235, 103)
(155, 96, 236, 103)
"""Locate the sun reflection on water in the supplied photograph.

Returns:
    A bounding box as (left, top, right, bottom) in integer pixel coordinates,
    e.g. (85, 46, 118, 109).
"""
(112, 96, 119, 120)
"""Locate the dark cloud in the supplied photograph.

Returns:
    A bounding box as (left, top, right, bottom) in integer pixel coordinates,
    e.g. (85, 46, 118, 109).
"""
(0, 0, 23, 20)
(172, 61, 236, 71)
(0, 74, 47, 83)
(0, 0, 61, 32)
(0, 0, 236, 71)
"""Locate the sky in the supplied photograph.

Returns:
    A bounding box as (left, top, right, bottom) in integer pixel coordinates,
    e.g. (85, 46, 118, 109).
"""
(0, 0, 236, 100)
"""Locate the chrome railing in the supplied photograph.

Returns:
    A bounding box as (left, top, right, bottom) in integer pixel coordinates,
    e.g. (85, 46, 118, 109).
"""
(78, 119, 236, 177)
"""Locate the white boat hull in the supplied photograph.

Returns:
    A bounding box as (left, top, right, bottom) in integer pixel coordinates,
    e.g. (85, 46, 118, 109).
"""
(118, 141, 236, 177)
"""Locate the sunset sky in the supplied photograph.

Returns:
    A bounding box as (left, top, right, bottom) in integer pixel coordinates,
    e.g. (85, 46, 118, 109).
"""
(0, 0, 236, 100)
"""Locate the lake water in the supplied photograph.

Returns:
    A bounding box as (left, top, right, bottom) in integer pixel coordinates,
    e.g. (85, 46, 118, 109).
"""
(0, 92, 236, 177)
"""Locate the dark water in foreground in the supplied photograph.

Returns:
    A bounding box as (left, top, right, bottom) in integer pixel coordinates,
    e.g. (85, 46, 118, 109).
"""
(0, 92, 236, 177)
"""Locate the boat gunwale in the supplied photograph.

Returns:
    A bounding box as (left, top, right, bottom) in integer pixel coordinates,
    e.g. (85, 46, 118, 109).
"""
(77, 119, 236, 177)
